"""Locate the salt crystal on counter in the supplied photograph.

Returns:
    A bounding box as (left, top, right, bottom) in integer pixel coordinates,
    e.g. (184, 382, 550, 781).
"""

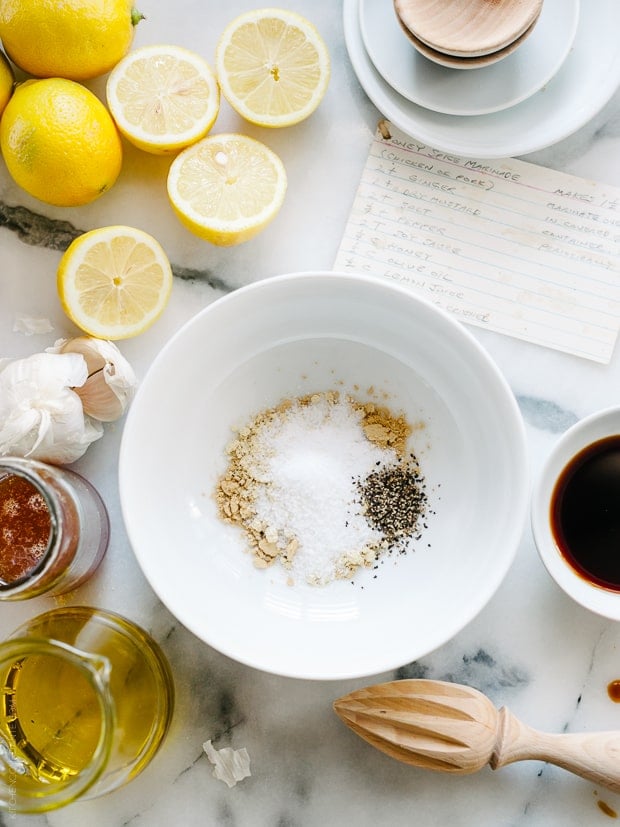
(12, 314, 54, 335)
(203, 740, 251, 788)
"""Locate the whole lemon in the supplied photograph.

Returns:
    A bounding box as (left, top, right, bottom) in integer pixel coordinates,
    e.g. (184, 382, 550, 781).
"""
(0, 50, 14, 117)
(0, 0, 143, 81)
(0, 79, 123, 207)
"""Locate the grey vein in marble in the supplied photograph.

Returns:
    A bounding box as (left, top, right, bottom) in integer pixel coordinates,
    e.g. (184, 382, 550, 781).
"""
(395, 647, 529, 702)
(516, 395, 579, 434)
(0, 201, 81, 252)
(0, 200, 231, 292)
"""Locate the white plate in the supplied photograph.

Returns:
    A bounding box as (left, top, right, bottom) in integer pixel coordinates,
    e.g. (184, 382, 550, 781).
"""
(344, 0, 620, 157)
(119, 272, 528, 680)
(360, 0, 578, 115)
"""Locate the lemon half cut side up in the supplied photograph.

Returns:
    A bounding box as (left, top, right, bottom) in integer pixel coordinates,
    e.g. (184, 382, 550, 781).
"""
(106, 44, 220, 155)
(215, 8, 330, 128)
(57, 226, 173, 340)
(167, 133, 287, 246)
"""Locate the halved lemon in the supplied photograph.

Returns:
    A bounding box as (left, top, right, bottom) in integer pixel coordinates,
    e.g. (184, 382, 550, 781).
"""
(167, 133, 287, 246)
(57, 226, 173, 339)
(106, 44, 220, 154)
(215, 8, 330, 128)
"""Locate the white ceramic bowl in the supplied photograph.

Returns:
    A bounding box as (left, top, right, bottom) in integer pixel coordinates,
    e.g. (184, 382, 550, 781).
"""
(119, 272, 528, 680)
(532, 406, 620, 620)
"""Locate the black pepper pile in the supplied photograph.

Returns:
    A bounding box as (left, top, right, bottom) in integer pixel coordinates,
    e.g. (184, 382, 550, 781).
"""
(356, 456, 427, 552)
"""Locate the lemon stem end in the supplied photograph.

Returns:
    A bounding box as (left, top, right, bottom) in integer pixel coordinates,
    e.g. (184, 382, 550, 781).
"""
(131, 8, 145, 26)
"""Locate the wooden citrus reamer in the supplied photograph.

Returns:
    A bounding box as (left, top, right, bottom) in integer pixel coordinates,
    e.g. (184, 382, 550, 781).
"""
(334, 679, 620, 791)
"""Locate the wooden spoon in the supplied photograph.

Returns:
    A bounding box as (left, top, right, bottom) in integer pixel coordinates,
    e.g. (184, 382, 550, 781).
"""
(334, 679, 620, 792)
(394, 0, 544, 58)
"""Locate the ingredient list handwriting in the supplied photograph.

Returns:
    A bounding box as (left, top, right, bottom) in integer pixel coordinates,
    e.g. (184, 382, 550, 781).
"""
(334, 122, 620, 363)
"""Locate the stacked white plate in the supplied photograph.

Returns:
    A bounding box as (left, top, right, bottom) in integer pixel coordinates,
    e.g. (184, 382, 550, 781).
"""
(344, 0, 620, 158)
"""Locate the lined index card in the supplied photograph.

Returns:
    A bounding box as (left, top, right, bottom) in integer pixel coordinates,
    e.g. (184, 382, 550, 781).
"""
(334, 122, 620, 363)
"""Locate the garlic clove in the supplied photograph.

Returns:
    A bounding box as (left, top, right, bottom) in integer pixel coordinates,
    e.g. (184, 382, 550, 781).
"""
(50, 336, 106, 373)
(77, 370, 127, 422)
(50, 336, 138, 422)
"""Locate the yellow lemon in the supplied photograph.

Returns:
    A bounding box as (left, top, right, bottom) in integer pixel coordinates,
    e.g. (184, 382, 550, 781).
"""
(0, 78, 123, 208)
(57, 226, 173, 340)
(215, 8, 330, 128)
(0, 50, 14, 117)
(167, 133, 287, 246)
(106, 44, 220, 155)
(0, 0, 142, 81)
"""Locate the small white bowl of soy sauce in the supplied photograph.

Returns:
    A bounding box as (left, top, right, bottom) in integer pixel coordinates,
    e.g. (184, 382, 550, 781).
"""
(532, 406, 620, 620)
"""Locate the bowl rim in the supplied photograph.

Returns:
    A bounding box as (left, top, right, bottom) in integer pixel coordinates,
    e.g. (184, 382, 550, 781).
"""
(119, 270, 530, 679)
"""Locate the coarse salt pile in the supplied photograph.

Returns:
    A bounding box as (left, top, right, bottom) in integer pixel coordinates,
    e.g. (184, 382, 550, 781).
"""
(215, 391, 427, 586)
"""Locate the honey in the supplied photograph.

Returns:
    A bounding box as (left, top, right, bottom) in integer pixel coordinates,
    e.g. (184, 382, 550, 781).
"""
(0, 473, 52, 584)
(0, 458, 109, 600)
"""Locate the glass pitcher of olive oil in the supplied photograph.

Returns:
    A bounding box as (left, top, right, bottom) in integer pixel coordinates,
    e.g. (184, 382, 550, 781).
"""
(0, 606, 174, 814)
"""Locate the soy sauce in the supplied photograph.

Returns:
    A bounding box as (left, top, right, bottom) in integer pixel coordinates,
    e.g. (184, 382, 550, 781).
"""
(551, 435, 620, 591)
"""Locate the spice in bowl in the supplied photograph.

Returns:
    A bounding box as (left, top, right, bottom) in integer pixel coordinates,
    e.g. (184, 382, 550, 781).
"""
(215, 391, 430, 585)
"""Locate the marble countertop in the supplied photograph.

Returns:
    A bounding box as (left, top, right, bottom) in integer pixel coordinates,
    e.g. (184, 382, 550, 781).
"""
(3, 1, 620, 825)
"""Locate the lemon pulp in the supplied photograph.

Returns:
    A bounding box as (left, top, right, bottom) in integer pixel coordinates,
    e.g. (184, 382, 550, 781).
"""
(167, 133, 287, 246)
(215, 8, 330, 127)
(57, 226, 173, 340)
(106, 44, 220, 154)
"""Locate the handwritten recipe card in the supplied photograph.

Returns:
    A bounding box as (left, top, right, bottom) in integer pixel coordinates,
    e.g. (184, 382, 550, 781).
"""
(334, 122, 620, 363)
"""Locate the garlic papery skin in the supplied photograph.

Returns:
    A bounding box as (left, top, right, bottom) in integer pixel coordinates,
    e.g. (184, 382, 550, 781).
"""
(49, 337, 137, 422)
(0, 352, 103, 465)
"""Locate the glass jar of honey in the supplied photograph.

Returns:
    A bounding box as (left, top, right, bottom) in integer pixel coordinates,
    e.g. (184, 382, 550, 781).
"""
(0, 457, 109, 599)
(0, 606, 175, 813)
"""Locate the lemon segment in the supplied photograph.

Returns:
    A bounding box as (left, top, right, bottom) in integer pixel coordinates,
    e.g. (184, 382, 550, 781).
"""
(0, 51, 14, 117)
(0, 0, 140, 81)
(215, 8, 330, 128)
(57, 226, 173, 340)
(0, 78, 122, 208)
(167, 133, 287, 246)
(106, 44, 220, 155)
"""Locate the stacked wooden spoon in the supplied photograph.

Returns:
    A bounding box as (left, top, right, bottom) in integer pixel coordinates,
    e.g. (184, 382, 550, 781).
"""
(334, 679, 620, 792)
(394, 0, 544, 68)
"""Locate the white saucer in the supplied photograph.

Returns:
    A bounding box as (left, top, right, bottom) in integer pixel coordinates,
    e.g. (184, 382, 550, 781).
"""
(344, 0, 620, 158)
(359, 0, 579, 115)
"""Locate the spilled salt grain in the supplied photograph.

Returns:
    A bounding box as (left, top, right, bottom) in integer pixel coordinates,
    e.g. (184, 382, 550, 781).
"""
(203, 740, 251, 788)
(12, 314, 54, 336)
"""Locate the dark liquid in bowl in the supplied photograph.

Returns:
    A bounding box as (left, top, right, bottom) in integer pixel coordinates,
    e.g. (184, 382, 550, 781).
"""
(551, 435, 620, 591)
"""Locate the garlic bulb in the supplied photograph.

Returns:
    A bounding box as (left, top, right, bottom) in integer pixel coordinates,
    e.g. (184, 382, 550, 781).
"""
(49, 337, 137, 422)
(0, 352, 103, 465)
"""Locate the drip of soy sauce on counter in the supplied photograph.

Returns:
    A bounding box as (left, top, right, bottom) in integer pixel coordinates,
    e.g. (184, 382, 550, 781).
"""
(551, 435, 620, 591)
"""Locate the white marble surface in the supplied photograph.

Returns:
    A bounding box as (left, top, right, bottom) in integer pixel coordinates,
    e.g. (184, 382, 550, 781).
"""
(2, 1, 620, 825)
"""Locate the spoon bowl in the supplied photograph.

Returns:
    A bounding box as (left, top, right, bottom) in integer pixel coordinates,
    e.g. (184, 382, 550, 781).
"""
(394, 0, 544, 58)
(396, 11, 541, 70)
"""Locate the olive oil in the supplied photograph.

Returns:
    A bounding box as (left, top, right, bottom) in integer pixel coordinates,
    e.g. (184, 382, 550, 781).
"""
(0, 607, 174, 811)
(1, 652, 103, 781)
